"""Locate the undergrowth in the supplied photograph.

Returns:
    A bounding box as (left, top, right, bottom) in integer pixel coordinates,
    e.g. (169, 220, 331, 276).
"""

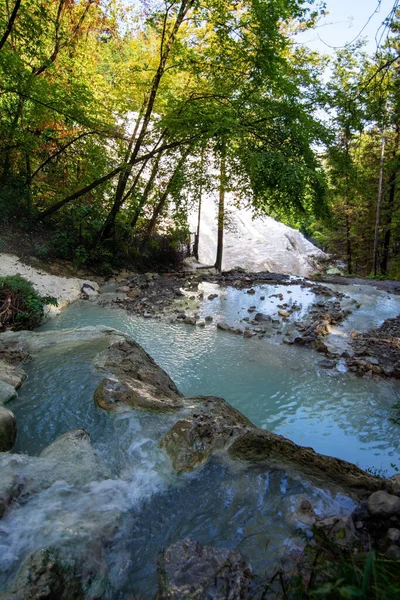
(0, 274, 57, 331)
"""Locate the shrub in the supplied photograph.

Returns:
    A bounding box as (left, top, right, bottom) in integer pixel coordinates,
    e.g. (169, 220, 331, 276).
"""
(0, 275, 57, 331)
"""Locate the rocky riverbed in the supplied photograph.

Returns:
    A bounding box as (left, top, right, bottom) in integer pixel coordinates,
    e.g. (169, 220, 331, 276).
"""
(1, 326, 400, 598)
(103, 269, 400, 379)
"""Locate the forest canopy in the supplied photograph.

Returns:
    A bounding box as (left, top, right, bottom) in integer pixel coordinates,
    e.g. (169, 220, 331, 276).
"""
(0, 0, 399, 276)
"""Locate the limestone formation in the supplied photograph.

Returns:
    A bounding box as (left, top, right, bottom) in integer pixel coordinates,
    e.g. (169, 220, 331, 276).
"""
(94, 376, 183, 412)
(157, 538, 252, 600)
(94, 338, 183, 412)
(160, 396, 254, 473)
(228, 430, 392, 498)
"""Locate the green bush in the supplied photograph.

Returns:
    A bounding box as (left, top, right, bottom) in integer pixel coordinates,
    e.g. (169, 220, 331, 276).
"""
(0, 275, 57, 331)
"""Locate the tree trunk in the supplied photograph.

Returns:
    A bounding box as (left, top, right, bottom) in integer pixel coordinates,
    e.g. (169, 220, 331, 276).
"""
(139, 152, 189, 253)
(97, 0, 194, 244)
(381, 123, 399, 275)
(345, 212, 352, 274)
(373, 127, 386, 276)
(193, 150, 204, 260)
(215, 143, 226, 272)
(130, 152, 163, 230)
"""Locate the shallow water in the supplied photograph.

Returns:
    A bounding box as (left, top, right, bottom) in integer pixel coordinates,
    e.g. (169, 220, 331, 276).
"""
(2, 281, 400, 597)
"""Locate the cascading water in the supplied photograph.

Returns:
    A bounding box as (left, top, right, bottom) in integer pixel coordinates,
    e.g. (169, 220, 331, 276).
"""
(1, 280, 400, 597)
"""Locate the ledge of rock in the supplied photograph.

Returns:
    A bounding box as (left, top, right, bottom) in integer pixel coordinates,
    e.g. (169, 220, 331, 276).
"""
(228, 430, 393, 498)
(157, 538, 252, 600)
(160, 395, 254, 473)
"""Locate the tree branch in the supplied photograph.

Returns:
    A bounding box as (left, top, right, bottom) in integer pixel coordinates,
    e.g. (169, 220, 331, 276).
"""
(0, 0, 21, 51)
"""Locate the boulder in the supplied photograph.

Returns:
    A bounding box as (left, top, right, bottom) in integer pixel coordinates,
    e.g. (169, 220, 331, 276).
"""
(0, 360, 26, 390)
(367, 490, 400, 518)
(94, 376, 184, 413)
(94, 339, 182, 401)
(116, 285, 130, 293)
(81, 283, 98, 298)
(157, 538, 252, 600)
(0, 407, 16, 452)
(18, 429, 111, 494)
(160, 396, 254, 473)
(0, 548, 85, 600)
(315, 515, 357, 548)
(228, 430, 392, 498)
(0, 543, 110, 600)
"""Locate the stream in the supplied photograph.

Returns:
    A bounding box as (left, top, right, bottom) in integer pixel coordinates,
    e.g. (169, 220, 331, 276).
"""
(1, 280, 400, 597)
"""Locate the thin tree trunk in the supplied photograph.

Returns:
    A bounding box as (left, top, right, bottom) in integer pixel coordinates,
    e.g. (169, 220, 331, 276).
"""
(130, 152, 163, 230)
(345, 212, 352, 274)
(373, 127, 386, 276)
(193, 149, 204, 260)
(381, 123, 399, 275)
(36, 138, 189, 220)
(215, 143, 226, 272)
(139, 151, 189, 253)
(97, 0, 194, 244)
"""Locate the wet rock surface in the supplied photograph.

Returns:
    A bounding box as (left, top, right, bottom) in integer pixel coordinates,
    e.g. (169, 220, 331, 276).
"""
(347, 316, 400, 378)
(157, 538, 252, 600)
(94, 338, 183, 412)
(227, 430, 392, 498)
(351, 488, 400, 556)
(160, 396, 254, 472)
(0, 544, 109, 600)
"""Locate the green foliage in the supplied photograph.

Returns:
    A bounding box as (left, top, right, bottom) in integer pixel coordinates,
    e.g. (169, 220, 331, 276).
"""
(0, 274, 57, 330)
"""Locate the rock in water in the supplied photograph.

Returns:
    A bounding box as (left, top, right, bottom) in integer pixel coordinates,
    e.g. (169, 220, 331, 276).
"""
(94, 338, 183, 412)
(157, 538, 252, 600)
(160, 396, 254, 473)
(0, 407, 16, 452)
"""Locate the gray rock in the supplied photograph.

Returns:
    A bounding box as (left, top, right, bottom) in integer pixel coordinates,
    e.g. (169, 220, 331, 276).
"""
(94, 376, 183, 413)
(254, 313, 271, 322)
(0, 407, 16, 452)
(385, 528, 400, 545)
(315, 515, 356, 548)
(81, 283, 98, 298)
(0, 544, 109, 600)
(0, 380, 17, 406)
(158, 538, 252, 600)
(368, 490, 400, 518)
(0, 360, 26, 391)
(228, 430, 392, 498)
(282, 495, 318, 533)
(94, 338, 182, 401)
(184, 316, 196, 325)
(318, 359, 336, 369)
(390, 474, 400, 496)
(116, 285, 130, 293)
(160, 396, 254, 473)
